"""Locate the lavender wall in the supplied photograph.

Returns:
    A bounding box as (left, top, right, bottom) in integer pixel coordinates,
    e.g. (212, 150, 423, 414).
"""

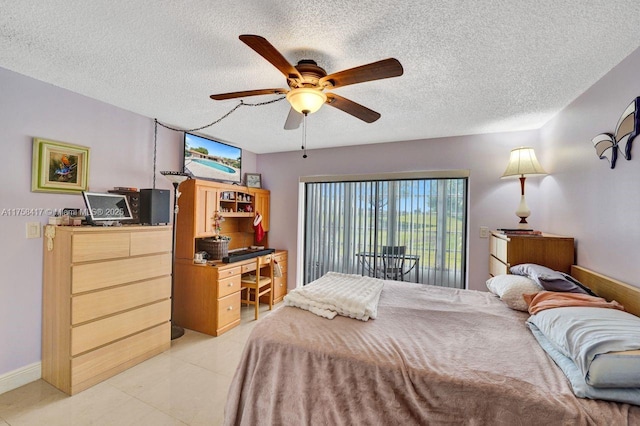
(0, 67, 256, 379)
(259, 129, 542, 292)
(539, 46, 640, 287)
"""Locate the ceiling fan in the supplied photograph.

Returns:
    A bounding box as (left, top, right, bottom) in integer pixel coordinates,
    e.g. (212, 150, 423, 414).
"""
(210, 35, 404, 129)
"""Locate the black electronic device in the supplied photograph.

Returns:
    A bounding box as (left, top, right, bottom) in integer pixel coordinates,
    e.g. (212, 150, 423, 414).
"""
(139, 188, 170, 225)
(222, 248, 275, 263)
(82, 192, 134, 225)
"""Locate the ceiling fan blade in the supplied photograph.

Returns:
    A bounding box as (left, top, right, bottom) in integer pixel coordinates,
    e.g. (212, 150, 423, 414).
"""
(284, 107, 303, 130)
(210, 88, 288, 101)
(325, 93, 381, 123)
(239, 34, 303, 81)
(320, 58, 403, 89)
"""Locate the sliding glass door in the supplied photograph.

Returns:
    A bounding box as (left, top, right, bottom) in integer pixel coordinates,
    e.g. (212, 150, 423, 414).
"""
(303, 175, 467, 288)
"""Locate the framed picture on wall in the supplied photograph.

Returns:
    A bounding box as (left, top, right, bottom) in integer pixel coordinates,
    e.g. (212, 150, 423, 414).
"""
(31, 137, 90, 194)
(245, 173, 262, 188)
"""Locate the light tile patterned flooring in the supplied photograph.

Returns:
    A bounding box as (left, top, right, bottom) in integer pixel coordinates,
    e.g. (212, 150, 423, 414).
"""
(0, 305, 272, 425)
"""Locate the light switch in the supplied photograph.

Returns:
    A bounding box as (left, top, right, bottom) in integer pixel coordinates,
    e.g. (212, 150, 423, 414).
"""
(479, 226, 489, 238)
(26, 222, 41, 239)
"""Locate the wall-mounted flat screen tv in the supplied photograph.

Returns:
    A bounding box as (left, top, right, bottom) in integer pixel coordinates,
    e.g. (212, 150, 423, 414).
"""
(183, 132, 242, 184)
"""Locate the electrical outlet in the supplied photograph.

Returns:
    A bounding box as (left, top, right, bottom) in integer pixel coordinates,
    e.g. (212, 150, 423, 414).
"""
(26, 222, 41, 239)
(479, 226, 489, 238)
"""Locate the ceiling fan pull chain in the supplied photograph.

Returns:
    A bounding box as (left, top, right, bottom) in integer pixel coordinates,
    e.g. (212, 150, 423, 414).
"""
(302, 113, 308, 158)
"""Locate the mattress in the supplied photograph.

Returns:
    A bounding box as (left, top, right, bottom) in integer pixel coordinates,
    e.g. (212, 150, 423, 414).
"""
(224, 280, 640, 425)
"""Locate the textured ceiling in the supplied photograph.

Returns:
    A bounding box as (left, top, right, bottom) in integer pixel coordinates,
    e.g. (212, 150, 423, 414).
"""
(1, 1, 640, 154)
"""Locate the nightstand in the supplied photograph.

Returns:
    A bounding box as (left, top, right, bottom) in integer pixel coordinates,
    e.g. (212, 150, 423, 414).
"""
(489, 231, 575, 277)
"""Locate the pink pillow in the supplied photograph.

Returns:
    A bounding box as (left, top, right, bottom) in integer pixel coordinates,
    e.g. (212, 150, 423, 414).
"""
(523, 291, 625, 315)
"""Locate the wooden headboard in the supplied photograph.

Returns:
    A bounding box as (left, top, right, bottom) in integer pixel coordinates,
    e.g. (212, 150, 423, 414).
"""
(571, 265, 640, 317)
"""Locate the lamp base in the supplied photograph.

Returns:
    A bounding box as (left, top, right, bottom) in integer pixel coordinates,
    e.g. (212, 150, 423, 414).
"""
(171, 324, 185, 340)
(515, 193, 531, 227)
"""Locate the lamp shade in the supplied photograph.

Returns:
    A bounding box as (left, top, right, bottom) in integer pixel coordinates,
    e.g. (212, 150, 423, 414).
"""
(501, 147, 547, 178)
(160, 170, 191, 185)
(286, 87, 327, 114)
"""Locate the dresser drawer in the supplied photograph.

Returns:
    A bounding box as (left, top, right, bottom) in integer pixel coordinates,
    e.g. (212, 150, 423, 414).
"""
(490, 234, 508, 262)
(489, 255, 508, 277)
(241, 262, 256, 274)
(275, 259, 287, 273)
(218, 275, 241, 298)
(130, 230, 172, 256)
(72, 233, 130, 262)
(71, 322, 170, 394)
(72, 253, 171, 293)
(217, 292, 241, 329)
(216, 265, 241, 280)
(72, 276, 171, 324)
(71, 299, 170, 356)
(273, 274, 287, 300)
(273, 252, 287, 262)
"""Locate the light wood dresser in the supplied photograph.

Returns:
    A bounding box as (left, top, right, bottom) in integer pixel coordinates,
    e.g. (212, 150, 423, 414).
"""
(489, 231, 575, 277)
(42, 225, 172, 395)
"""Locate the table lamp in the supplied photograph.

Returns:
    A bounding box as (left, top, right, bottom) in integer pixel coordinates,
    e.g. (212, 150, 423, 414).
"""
(501, 147, 547, 227)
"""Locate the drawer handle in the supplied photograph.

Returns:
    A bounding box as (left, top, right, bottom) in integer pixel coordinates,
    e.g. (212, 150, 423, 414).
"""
(227, 306, 233, 311)
(227, 282, 233, 287)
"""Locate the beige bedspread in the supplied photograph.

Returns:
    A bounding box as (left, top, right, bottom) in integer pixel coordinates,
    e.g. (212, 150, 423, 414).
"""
(224, 281, 640, 425)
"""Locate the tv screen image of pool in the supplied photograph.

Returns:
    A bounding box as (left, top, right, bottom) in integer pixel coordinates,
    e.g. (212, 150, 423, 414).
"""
(183, 132, 242, 183)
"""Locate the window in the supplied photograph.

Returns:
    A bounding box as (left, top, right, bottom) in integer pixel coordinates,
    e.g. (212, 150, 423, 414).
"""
(302, 171, 467, 288)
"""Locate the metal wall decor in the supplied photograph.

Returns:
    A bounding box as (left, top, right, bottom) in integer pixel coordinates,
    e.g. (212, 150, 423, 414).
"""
(591, 96, 639, 169)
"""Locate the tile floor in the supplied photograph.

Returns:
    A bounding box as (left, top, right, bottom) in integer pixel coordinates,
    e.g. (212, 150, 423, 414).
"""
(0, 305, 272, 426)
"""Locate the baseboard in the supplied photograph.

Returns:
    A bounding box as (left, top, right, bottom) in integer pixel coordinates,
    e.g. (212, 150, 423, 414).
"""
(0, 362, 41, 395)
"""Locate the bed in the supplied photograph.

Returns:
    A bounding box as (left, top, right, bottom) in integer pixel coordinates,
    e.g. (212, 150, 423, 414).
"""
(224, 266, 640, 425)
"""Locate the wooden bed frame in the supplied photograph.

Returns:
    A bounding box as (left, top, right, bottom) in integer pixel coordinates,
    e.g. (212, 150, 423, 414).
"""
(571, 265, 640, 317)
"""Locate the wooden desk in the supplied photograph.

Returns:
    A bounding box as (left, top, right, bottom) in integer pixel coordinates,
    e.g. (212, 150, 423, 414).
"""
(173, 250, 287, 336)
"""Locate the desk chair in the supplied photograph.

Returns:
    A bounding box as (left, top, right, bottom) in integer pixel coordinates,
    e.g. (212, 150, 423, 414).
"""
(379, 246, 407, 281)
(240, 255, 273, 320)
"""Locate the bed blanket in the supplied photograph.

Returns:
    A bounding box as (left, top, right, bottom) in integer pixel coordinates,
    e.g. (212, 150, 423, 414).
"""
(283, 272, 384, 321)
(225, 280, 640, 425)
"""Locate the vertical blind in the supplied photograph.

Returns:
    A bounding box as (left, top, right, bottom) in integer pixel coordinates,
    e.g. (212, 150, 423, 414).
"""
(303, 176, 467, 288)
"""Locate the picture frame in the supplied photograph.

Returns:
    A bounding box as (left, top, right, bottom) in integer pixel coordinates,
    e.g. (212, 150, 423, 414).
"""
(245, 173, 262, 188)
(31, 137, 90, 194)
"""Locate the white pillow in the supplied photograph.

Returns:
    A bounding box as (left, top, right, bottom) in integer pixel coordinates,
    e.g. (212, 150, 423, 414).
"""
(528, 306, 640, 388)
(486, 274, 542, 311)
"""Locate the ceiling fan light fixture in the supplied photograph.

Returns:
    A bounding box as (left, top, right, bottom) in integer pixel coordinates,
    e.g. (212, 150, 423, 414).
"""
(286, 87, 327, 114)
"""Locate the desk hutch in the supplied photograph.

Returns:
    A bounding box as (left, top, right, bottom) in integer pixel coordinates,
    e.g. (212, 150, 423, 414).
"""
(173, 179, 287, 336)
